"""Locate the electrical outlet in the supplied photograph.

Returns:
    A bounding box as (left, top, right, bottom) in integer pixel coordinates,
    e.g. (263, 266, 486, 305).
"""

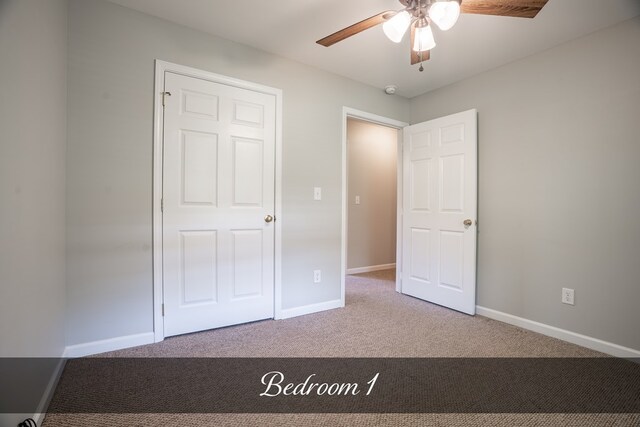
(314, 187, 322, 201)
(562, 288, 575, 305)
(355, 195, 360, 205)
(313, 270, 322, 283)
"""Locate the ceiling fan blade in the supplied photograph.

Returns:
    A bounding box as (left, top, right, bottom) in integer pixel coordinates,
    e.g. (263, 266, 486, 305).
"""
(410, 23, 430, 65)
(460, 0, 549, 18)
(316, 11, 394, 47)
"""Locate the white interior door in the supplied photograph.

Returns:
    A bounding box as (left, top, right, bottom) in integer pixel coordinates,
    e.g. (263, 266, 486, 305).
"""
(163, 71, 276, 337)
(401, 109, 477, 315)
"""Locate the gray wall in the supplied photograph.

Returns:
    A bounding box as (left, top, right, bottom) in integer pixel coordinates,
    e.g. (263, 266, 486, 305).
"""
(65, 0, 410, 346)
(410, 17, 640, 351)
(0, 0, 68, 424)
(0, 0, 67, 357)
(347, 119, 397, 270)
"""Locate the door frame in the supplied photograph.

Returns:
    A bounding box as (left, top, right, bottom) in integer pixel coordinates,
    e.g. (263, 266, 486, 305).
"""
(341, 107, 409, 302)
(153, 60, 283, 342)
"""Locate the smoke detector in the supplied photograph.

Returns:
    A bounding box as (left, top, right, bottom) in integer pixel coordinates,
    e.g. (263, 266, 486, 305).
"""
(384, 85, 398, 95)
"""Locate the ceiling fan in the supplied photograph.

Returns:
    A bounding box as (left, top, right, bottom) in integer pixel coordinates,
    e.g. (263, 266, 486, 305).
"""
(316, 0, 549, 71)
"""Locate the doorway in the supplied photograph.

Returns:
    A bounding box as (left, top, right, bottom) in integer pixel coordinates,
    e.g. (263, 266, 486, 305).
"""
(340, 108, 408, 298)
(346, 118, 399, 277)
(341, 107, 478, 315)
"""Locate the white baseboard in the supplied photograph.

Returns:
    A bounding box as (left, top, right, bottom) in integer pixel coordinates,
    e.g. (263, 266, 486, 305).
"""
(64, 332, 155, 358)
(346, 263, 396, 275)
(476, 306, 640, 359)
(31, 357, 66, 426)
(277, 299, 343, 320)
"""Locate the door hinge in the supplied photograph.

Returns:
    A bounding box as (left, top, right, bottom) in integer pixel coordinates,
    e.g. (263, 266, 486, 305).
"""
(161, 303, 165, 316)
(161, 91, 171, 107)
(160, 198, 164, 212)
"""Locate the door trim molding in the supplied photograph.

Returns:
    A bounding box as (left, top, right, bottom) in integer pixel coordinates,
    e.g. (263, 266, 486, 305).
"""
(153, 60, 283, 342)
(341, 107, 408, 305)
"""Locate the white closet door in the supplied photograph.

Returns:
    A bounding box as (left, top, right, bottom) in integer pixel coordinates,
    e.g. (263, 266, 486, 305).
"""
(163, 71, 276, 337)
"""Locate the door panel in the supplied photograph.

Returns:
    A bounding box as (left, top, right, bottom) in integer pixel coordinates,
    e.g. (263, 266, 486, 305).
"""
(232, 137, 264, 206)
(440, 154, 464, 212)
(182, 90, 219, 119)
(232, 100, 264, 127)
(438, 230, 464, 290)
(410, 228, 431, 282)
(401, 109, 477, 315)
(181, 130, 218, 205)
(163, 71, 276, 337)
(181, 231, 217, 304)
(231, 229, 264, 299)
(411, 158, 432, 211)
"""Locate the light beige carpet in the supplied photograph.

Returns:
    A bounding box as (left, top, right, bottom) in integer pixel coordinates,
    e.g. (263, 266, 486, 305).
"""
(43, 270, 638, 426)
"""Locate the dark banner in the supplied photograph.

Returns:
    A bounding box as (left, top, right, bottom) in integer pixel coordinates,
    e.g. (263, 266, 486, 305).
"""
(2, 358, 639, 413)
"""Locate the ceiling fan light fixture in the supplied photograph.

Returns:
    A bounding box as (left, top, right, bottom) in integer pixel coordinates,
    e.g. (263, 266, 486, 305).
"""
(412, 22, 436, 52)
(315, 0, 550, 71)
(383, 10, 412, 43)
(429, 0, 461, 31)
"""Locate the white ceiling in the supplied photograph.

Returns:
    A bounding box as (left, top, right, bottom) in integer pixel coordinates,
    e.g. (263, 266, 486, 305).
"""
(105, 0, 640, 98)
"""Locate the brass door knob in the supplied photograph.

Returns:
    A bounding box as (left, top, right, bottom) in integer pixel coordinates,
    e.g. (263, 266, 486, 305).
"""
(463, 219, 473, 227)
(264, 215, 274, 223)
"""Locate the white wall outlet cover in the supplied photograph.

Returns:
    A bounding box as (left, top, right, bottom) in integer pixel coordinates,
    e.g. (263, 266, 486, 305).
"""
(355, 195, 360, 205)
(314, 187, 322, 201)
(562, 288, 575, 305)
(313, 270, 322, 283)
